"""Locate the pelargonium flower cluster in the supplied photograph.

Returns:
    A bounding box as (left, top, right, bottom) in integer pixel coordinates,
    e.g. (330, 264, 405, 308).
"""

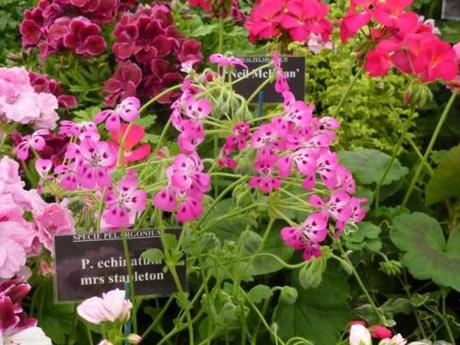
(21, 0, 108, 58)
(217, 122, 250, 170)
(227, 56, 366, 260)
(244, 0, 333, 52)
(0, 67, 59, 130)
(340, 0, 459, 83)
(153, 79, 212, 223)
(106, 4, 203, 105)
(0, 156, 75, 280)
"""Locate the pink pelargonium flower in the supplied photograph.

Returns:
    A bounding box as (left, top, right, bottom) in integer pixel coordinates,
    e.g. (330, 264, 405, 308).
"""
(309, 190, 352, 228)
(0, 238, 26, 280)
(71, 139, 116, 189)
(33, 203, 75, 251)
(209, 54, 248, 68)
(167, 154, 210, 193)
(103, 170, 147, 230)
(153, 187, 204, 223)
(279, 0, 332, 42)
(77, 289, 132, 325)
(244, 0, 283, 42)
(94, 97, 141, 132)
(109, 124, 151, 165)
(14, 129, 49, 161)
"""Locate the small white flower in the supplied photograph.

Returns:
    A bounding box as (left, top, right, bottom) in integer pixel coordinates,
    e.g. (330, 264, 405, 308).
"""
(350, 324, 372, 345)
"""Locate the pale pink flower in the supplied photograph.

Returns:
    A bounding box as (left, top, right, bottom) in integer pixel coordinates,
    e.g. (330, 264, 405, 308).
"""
(349, 324, 372, 345)
(77, 289, 132, 325)
(34, 203, 75, 251)
(0, 238, 26, 279)
(1, 327, 52, 345)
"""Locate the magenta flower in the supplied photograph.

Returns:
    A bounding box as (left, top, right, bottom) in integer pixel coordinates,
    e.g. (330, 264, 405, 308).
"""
(279, 0, 332, 42)
(209, 54, 248, 68)
(14, 129, 49, 161)
(94, 97, 141, 132)
(280, 213, 326, 260)
(77, 289, 132, 325)
(62, 138, 116, 190)
(244, 0, 283, 42)
(154, 153, 210, 223)
(309, 190, 352, 227)
(103, 170, 147, 230)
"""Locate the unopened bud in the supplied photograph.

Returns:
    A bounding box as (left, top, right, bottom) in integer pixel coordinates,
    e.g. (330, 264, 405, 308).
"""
(127, 334, 142, 344)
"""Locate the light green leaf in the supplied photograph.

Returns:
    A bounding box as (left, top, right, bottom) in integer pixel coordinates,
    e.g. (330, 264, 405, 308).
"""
(339, 149, 408, 185)
(274, 267, 350, 345)
(391, 212, 460, 292)
(425, 145, 460, 205)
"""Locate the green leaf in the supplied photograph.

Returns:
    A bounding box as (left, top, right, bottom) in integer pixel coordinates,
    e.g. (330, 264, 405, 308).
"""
(274, 267, 350, 345)
(136, 114, 157, 128)
(339, 149, 408, 185)
(39, 280, 74, 344)
(439, 20, 460, 43)
(142, 248, 164, 263)
(391, 212, 460, 292)
(248, 284, 273, 304)
(344, 222, 382, 252)
(425, 145, 460, 205)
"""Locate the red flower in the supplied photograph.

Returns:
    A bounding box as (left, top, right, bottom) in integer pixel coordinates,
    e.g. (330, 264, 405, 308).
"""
(109, 124, 151, 165)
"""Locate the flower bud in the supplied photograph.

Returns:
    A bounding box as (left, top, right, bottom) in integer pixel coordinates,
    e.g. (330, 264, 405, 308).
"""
(349, 324, 372, 345)
(370, 325, 393, 339)
(127, 334, 142, 344)
(98, 340, 114, 345)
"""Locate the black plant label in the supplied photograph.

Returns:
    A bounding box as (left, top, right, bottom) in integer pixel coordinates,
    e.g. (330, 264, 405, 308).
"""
(53, 229, 185, 302)
(442, 0, 460, 20)
(232, 56, 305, 103)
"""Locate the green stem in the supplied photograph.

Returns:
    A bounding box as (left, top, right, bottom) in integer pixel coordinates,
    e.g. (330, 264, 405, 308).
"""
(86, 325, 94, 345)
(402, 93, 457, 207)
(441, 289, 456, 345)
(196, 176, 248, 228)
(121, 230, 138, 334)
(373, 116, 412, 210)
(139, 84, 182, 114)
(333, 66, 363, 116)
(247, 76, 274, 104)
(336, 240, 385, 324)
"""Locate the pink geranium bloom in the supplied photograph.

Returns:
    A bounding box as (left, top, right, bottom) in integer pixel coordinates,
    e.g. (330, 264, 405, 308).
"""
(77, 289, 132, 325)
(14, 129, 49, 161)
(373, 0, 418, 31)
(0, 239, 26, 280)
(103, 170, 147, 229)
(209, 54, 248, 68)
(109, 124, 151, 165)
(34, 203, 75, 251)
(244, 0, 283, 42)
(94, 97, 141, 132)
(73, 139, 116, 189)
(279, 0, 331, 42)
